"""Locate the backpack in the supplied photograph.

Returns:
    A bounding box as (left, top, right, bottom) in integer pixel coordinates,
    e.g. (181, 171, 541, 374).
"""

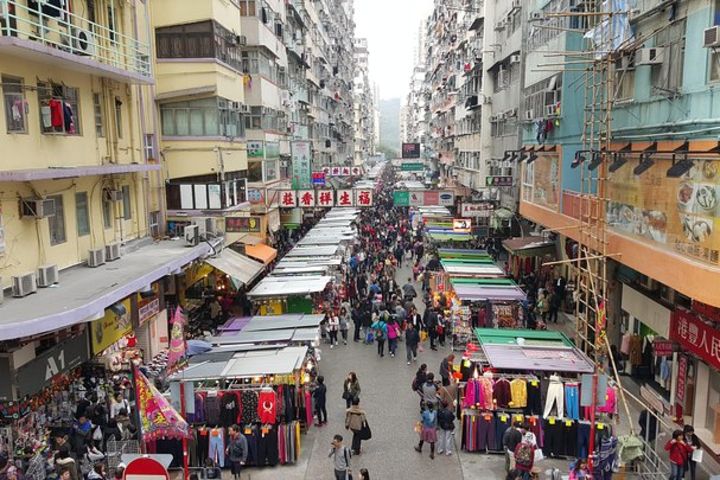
(515, 442, 534, 468)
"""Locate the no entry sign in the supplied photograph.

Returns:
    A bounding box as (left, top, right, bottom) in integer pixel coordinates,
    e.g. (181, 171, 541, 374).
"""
(123, 457, 169, 480)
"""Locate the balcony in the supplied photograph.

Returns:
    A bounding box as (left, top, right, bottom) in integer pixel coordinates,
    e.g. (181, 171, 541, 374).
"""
(0, 0, 151, 84)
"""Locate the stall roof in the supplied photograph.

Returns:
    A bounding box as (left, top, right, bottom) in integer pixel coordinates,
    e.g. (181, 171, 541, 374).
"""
(441, 262, 504, 276)
(438, 248, 491, 260)
(211, 326, 318, 344)
(247, 275, 333, 297)
(204, 249, 264, 286)
(450, 277, 517, 286)
(502, 237, 555, 257)
(474, 328, 594, 373)
(243, 314, 324, 331)
(271, 265, 330, 275)
(246, 243, 278, 264)
(426, 231, 473, 242)
(275, 257, 342, 267)
(452, 284, 527, 302)
(286, 246, 340, 257)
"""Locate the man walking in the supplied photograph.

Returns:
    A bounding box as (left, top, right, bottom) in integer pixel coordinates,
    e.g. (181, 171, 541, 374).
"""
(405, 322, 420, 365)
(439, 354, 455, 387)
(226, 425, 248, 479)
(313, 376, 327, 426)
(437, 401, 455, 456)
(502, 421, 524, 472)
(329, 434, 351, 480)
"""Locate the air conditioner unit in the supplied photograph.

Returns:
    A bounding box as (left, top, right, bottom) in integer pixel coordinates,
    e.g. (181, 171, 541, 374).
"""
(231, 101, 241, 110)
(506, 108, 517, 117)
(71, 27, 96, 56)
(193, 217, 213, 235)
(105, 242, 121, 261)
(106, 189, 124, 202)
(524, 109, 534, 121)
(241, 104, 251, 114)
(87, 247, 106, 267)
(511, 0, 521, 10)
(185, 225, 199, 246)
(531, 12, 543, 20)
(490, 115, 499, 122)
(237, 35, 247, 46)
(510, 54, 521, 64)
(704, 26, 720, 48)
(636, 47, 664, 65)
(21, 198, 56, 219)
(12, 272, 37, 298)
(37, 264, 59, 287)
(546, 104, 557, 116)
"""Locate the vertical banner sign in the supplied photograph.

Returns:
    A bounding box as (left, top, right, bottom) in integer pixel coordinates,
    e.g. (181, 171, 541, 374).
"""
(337, 190, 355, 207)
(355, 190, 373, 207)
(133, 367, 189, 441)
(291, 141, 312, 190)
(167, 307, 186, 370)
(676, 354, 687, 405)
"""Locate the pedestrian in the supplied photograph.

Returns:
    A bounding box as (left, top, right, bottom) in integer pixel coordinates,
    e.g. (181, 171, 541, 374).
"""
(513, 438, 536, 480)
(370, 315, 387, 357)
(424, 307, 438, 351)
(87, 464, 107, 480)
(339, 307, 350, 345)
(568, 458, 589, 480)
(437, 401, 455, 456)
(386, 316, 400, 358)
(313, 375, 328, 426)
(329, 434, 352, 480)
(537, 290, 549, 323)
(328, 310, 340, 348)
(415, 403, 438, 459)
(405, 322, 420, 365)
(226, 425, 248, 479)
(436, 311, 447, 347)
(439, 354, 454, 387)
(665, 429, 694, 480)
(683, 425, 701, 480)
(345, 398, 368, 455)
(343, 372, 361, 408)
(412, 364, 428, 393)
(358, 468, 370, 480)
(548, 289, 561, 324)
(352, 304, 362, 342)
(421, 373, 439, 409)
(502, 422, 523, 472)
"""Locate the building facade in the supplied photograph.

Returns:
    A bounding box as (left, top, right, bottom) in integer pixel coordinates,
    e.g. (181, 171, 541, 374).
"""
(353, 37, 377, 166)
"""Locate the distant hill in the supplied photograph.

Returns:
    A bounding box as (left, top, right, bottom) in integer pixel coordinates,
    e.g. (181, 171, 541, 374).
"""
(379, 98, 401, 152)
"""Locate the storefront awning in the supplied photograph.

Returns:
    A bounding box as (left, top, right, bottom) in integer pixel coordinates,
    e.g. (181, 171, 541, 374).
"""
(452, 285, 527, 302)
(502, 236, 556, 257)
(247, 275, 333, 297)
(441, 261, 505, 276)
(205, 249, 264, 288)
(246, 243, 278, 264)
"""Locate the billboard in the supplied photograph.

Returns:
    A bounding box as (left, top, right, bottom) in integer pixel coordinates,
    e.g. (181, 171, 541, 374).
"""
(291, 141, 312, 190)
(402, 143, 421, 159)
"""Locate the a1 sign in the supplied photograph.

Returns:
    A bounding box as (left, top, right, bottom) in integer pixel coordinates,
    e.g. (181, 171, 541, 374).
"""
(123, 457, 169, 480)
(486, 176, 513, 187)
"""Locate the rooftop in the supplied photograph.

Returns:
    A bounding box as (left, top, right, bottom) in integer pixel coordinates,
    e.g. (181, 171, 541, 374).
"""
(0, 239, 216, 341)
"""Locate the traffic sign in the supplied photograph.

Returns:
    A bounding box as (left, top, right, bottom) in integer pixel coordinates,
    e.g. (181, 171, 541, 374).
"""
(400, 162, 424, 172)
(123, 457, 170, 480)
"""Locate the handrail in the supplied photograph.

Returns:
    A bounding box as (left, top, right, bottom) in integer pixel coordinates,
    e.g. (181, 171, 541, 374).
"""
(0, 0, 150, 78)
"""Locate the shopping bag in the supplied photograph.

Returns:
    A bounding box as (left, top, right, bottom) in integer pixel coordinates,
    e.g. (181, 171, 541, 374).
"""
(420, 330, 428, 342)
(365, 331, 374, 343)
(534, 448, 545, 463)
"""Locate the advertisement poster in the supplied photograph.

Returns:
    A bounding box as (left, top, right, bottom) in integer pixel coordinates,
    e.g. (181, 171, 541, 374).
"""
(225, 216, 262, 233)
(291, 141, 312, 190)
(247, 141, 264, 158)
(91, 298, 133, 354)
(529, 155, 559, 210)
(607, 159, 720, 266)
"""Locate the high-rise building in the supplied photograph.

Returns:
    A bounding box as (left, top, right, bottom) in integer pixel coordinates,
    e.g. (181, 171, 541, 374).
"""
(353, 37, 376, 165)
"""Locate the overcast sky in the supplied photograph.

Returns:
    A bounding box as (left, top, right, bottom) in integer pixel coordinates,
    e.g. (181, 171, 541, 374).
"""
(354, 0, 433, 101)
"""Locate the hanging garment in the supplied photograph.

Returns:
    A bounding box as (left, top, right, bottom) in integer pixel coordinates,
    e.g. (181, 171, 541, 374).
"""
(577, 421, 591, 459)
(527, 415, 544, 448)
(207, 428, 225, 466)
(543, 418, 564, 457)
(543, 376, 564, 419)
(478, 377, 494, 410)
(565, 383, 580, 420)
(628, 335, 643, 366)
(509, 379, 528, 408)
(220, 391, 240, 427)
(495, 413, 512, 451)
(242, 390, 258, 424)
(41, 105, 52, 128)
(62, 102, 74, 133)
(620, 333, 631, 355)
(597, 386, 617, 415)
(477, 413, 496, 451)
(526, 379, 542, 415)
(196, 427, 209, 466)
(563, 420, 578, 457)
(204, 395, 222, 425)
(493, 378, 512, 409)
(48, 99, 63, 127)
(258, 390, 277, 424)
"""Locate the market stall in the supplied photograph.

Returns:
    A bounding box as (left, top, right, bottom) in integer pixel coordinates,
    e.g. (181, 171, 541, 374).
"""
(459, 329, 618, 465)
(502, 236, 556, 280)
(247, 275, 333, 315)
(167, 346, 314, 469)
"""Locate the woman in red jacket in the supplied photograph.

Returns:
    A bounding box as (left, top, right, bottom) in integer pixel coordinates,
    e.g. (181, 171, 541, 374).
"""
(665, 430, 694, 480)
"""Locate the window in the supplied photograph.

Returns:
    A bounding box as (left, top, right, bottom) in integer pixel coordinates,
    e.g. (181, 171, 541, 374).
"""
(522, 162, 535, 204)
(149, 211, 160, 237)
(122, 185, 131, 220)
(107, 5, 117, 42)
(160, 97, 244, 137)
(239, 0, 256, 16)
(3, 76, 27, 133)
(75, 192, 90, 236)
(48, 194, 66, 246)
(614, 53, 635, 100)
(37, 81, 81, 135)
(102, 197, 112, 229)
(93, 93, 104, 137)
(652, 19, 685, 92)
(155, 21, 242, 72)
(144, 134, 156, 160)
(114, 98, 123, 138)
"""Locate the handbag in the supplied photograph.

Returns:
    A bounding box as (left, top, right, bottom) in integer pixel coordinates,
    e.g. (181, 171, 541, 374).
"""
(359, 420, 372, 440)
(342, 390, 351, 400)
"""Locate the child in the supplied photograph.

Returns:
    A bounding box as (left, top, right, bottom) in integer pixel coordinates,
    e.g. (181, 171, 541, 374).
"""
(415, 403, 438, 459)
(665, 429, 694, 480)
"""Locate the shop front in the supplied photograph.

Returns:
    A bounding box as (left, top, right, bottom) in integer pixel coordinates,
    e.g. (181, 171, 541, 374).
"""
(502, 236, 556, 281)
(670, 305, 720, 456)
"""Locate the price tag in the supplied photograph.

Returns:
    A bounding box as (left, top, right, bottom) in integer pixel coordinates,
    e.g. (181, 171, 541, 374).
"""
(514, 414, 524, 422)
(244, 427, 252, 435)
(548, 417, 555, 425)
(531, 380, 539, 387)
(566, 420, 573, 427)
(464, 360, 471, 367)
(597, 423, 604, 430)
(501, 415, 508, 422)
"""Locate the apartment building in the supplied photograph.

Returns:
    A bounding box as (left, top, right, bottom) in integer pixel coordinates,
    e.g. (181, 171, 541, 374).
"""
(354, 37, 376, 166)
(517, 0, 720, 460)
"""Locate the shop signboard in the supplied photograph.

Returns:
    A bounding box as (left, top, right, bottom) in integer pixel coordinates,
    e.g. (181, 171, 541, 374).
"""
(279, 190, 297, 208)
(16, 331, 90, 397)
(423, 191, 439, 206)
(671, 309, 720, 371)
(691, 299, 720, 323)
(460, 203, 494, 218)
(409, 191, 424, 206)
(486, 176, 514, 187)
(316, 190, 334, 207)
(247, 187, 265, 205)
(137, 282, 161, 326)
(297, 190, 316, 208)
(402, 142, 421, 159)
(652, 339, 674, 357)
(247, 141, 264, 158)
(337, 190, 354, 207)
(401, 162, 424, 172)
(439, 190, 455, 206)
(453, 218, 472, 233)
(312, 171, 326, 186)
(225, 216, 262, 233)
(91, 298, 133, 355)
(355, 189, 373, 207)
(607, 158, 720, 266)
(291, 141, 312, 190)
(393, 191, 410, 207)
(123, 456, 170, 480)
(676, 354, 688, 405)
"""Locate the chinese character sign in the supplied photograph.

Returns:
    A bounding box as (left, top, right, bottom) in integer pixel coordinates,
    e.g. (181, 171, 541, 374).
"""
(402, 142, 421, 159)
(279, 190, 297, 208)
(671, 310, 720, 371)
(317, 190, 334, 207)
(291, 141, 312, 190)
(297, 190, 316, 207)
(337, 190, 354, 207)
(355, 190, 373, 207)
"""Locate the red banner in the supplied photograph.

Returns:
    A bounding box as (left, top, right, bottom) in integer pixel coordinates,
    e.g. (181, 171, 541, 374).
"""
(676, 354, 688, 405)
(691, 300, 720, 324)
(671, 310, 720, 371)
